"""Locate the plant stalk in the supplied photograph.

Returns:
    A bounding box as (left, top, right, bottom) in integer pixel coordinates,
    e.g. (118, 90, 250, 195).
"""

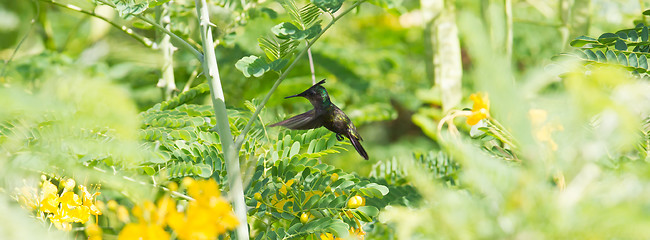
(194, 0, 248, 239)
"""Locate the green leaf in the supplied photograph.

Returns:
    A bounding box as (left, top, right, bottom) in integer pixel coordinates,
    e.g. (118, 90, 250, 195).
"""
(194, 163, 213, 178)
(605, 50, 618, 63)
(618, 53, 628, 66)
(261, 7, 278, 18)
(639, 55, 648, 71)
(643, 9, 650, 15)
(326, 220, 350, 238)
(235, 55, 280, 78)
(269, 59, 289, 71)
(584, 49, 597, 61)
(352, 209, 373, 222)
(370, 183, 389, 195)
(303, 194, 320, 208)
(289, 141, 301, 159)
(595, 50, 606, 62)
(299, 3, 322, 27)
(329, 195, 346, 208)
(272, 22, 322, 40)
(597, 33, 619, 44)
(570, 35, 598, 47)
(357, 206, 379, 217)
(643, 26, 649, 42)
(287, 222, 303, 234)
(141, 166, 155, 176)
(115, 1, 149, 18)
(629, 30, 639, 41)
(615, 39, 628, 51)
(312, 0, 344, 13)
(629, 53, 638, 67)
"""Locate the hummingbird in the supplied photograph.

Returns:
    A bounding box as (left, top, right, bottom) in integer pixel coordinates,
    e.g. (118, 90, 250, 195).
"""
(269, 79, 368, 160)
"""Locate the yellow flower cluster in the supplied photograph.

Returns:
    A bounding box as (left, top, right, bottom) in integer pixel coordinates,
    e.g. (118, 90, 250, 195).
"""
(21, 177, 102, 231)
(117, 178, 239, 240)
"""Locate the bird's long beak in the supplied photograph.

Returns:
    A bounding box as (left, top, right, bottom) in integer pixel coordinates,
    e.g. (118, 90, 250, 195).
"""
(284, 93, 303, 99)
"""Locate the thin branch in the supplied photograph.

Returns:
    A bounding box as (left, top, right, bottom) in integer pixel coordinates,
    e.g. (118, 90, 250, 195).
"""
(307, 47, 316, 84)
(39, 0, 154, 47)
(234, 0, 367, 151)
(93, 167, 194, 201)
(94, 0, 203, 61)
(1, 0, 39, 79)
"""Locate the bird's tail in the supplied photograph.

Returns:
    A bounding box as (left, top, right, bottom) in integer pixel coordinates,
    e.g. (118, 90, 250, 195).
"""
(347, 132, 369, 160)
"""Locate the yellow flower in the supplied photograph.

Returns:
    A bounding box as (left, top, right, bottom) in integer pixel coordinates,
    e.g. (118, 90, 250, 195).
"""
(466, 92, 490, 125)
(40, 194, 59, 214)
(39, 180, 60, 213)
(31, 178, 102, 230)
(48, 212, 72, 231)
(80, 185, 101, 215)
(63, 178, 76, 191)
(169, 179, 239, 240)
(117, 179, 238, 240)
(59, 192, 82, 208)
(118, 223, 170, 240)
(42, 180, 58, 197)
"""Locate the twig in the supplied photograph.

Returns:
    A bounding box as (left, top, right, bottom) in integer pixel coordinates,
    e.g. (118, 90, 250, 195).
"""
(38, 0, 154, 47)
(307, 47, 316, 84)
(94, 0, 203, 61)
(1, 0, 39, 80)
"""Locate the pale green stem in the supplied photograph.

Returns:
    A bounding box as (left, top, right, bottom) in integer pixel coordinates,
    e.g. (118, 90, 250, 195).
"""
(194, 0, 248, 239)
(156, 4, 177, 100)
(504, 0, 512, 64)
(307, 47, 316, 84)
(234, 0, 367, 151)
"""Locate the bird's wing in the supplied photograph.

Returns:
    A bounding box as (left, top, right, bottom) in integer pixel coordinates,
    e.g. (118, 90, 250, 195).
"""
(269, 109, 323, 130)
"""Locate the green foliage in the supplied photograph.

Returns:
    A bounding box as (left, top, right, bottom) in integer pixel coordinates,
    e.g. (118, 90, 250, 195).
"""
(565, 23, 650, 73)
(312, 0, 343, 13)
(12, 0, 650, 239)
(246, 152, 389, 239)
(235, 0, 325, 78)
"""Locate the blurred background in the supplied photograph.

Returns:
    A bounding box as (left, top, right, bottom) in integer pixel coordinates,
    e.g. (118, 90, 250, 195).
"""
(5, 0, 650, 239)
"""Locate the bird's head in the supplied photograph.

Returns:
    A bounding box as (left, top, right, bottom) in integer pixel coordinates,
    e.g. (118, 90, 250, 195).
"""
(285, 79, 331, 106)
